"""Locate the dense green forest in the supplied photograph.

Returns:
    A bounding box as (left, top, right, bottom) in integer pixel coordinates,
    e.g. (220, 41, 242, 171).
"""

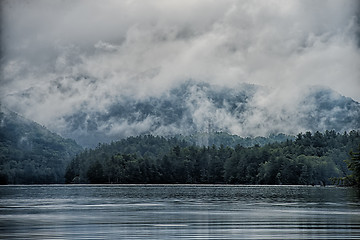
(0, 109, 83, 184)
(340, 145, 360, 187)
(65, 130, 360, 185)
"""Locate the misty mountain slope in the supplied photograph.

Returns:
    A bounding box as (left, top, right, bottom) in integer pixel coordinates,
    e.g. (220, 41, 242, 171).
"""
(300, 86, 360, 130)
(60, 81, 259, 146)
(0, 107, 83, 184)
(57, 80, 360, 147)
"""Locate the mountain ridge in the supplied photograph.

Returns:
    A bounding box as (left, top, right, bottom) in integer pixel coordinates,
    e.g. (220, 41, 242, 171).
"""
(55, 80, 359, 147)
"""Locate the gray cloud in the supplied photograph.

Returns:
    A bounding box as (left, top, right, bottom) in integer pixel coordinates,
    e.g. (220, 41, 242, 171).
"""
(1, 0, 360, 144)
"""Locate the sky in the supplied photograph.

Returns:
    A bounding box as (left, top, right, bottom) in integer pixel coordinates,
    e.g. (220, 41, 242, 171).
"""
(1, 0, 360, 141)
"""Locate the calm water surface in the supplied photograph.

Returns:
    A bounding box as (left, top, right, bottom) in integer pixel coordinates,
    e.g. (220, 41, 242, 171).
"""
(0, 185, 360, 239)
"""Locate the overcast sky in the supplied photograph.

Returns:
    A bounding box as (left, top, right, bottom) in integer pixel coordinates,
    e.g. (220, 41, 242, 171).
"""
(1, 0, 360, 135)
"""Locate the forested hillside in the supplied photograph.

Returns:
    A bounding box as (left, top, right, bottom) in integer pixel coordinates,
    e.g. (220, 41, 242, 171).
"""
(65, 130, 360, 185)
(0, 108, 83, 184)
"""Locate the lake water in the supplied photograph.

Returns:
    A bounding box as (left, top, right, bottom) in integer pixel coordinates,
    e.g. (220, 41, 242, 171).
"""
(0, 185, 360, 239)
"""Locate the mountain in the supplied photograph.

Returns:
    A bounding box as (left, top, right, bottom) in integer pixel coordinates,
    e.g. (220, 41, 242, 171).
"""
(0, 107, 83, 184)
(58, 80, 360, 147)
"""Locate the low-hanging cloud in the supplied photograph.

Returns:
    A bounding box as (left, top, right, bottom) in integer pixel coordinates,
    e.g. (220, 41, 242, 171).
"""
(1, 0, 360, 145)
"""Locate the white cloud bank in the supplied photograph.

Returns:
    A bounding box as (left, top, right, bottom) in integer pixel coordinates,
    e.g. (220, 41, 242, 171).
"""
(1, 0, 359, 140)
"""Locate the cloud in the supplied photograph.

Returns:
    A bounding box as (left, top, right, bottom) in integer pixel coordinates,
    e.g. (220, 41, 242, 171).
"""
(1, 0, 359, 143)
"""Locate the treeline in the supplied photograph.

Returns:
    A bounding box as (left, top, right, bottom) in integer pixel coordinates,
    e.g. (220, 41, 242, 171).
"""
(178, 132, 294, 148)
(65, 130, 360, 185)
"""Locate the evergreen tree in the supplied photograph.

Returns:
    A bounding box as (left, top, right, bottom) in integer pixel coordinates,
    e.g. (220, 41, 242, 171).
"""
(345, 145, 360, 187)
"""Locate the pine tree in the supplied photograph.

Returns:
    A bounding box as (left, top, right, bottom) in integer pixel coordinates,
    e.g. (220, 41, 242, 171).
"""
(346, 145, 360, 187)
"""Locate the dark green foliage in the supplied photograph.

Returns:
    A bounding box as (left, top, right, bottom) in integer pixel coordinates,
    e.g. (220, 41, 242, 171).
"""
(0, 109, 83, 184)
(64, 135, 187, 183)
(87, 161, 106, 184)
(338, 145, 360, 187)
(65, 130, 360, 185)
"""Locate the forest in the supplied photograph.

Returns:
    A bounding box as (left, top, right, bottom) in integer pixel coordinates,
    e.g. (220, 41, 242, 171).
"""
(65, 130, 360, 186)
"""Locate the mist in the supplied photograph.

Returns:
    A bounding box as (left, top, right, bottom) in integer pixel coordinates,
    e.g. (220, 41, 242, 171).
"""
(1, 0, 360, 145)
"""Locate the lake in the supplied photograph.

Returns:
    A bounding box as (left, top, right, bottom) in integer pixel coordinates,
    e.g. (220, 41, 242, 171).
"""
(0, 185, 360, 239)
